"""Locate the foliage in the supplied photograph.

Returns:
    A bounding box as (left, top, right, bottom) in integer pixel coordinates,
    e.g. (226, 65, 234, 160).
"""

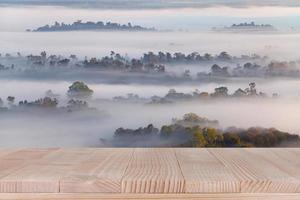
(172, 113, 219, 128)
(67, 81, 94, 98)
(19, 97, 58, 108)
(112, 113, 300, 147)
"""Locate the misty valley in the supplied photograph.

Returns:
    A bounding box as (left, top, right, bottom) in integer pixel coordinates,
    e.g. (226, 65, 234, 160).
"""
(0, 76, 300, 147)
(1, 2, 300, 148)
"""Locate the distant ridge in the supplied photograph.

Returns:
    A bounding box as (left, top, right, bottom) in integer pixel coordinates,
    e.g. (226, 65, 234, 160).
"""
(28, 20, 156, 32)
(212, 22, 277, 32)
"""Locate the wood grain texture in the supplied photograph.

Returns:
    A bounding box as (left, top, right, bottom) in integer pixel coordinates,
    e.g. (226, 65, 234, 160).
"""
(0, 149, 56, 192)
(60, 148, 133, 193)
(1, 149, 56, 161)
(0, 164, 72, 193)
(1, 193, 300, 200)
(245, 149, 300, 181)
(209, 148, 300, 193)
(0, 148, 300, 195)
(37, 148, 95, 165)
(121, 148, 185, 193)
(175, 148, 240, 193)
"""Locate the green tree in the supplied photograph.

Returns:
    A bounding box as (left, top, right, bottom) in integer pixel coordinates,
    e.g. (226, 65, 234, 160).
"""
(223, 133, 241, 147)
(203, 128, 218, 147)
(191, 127, 207, 147)
(160, 125, 173, 138)
(67, 81, 94, 99)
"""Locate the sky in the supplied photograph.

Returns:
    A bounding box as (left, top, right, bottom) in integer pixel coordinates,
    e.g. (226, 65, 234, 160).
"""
(1, 0, 300, 8)
(1, 5, 300, 32)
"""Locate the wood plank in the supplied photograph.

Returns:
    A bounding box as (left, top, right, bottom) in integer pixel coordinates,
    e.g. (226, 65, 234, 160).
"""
(287, 148, 300, 161)
(121, 148, 185, 193)
(37, 148, 95, 165)
(209, 148, 300, 193)
(0, 164, 72, 193)
(0, 149, 60, 192)
(175, 148, 240, 193)
(60, 148, 133, 193)
(0, 160, 28, 179)
(0, 149, 98, 193)
(1, 148, 300, 195)
(0, 150, 20, 159)
(1, 193, 300, 200)
(0, 149, 43, 192)
(245, 149, 300, 181)
(1, 149, 54, 161)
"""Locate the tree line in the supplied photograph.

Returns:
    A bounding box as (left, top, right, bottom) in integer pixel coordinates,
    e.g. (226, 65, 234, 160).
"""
(110, 113, 300, 147)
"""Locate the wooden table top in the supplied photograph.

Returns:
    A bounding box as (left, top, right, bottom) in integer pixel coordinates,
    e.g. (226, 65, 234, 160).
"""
(0, 148, 299, 199)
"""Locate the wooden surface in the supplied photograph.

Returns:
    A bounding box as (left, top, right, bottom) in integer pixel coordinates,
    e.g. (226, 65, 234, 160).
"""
(1, 193, 300, 200)
(0, 148, 299, 199)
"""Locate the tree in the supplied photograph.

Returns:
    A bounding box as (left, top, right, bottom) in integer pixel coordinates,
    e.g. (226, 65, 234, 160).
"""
(204, 53, 212, 61)
(233, 88, 247, 97)
(191, 127, 207, 147)
(245, 82, 257, 96)
(211, 64, 229, 76)
(7, 96, 15, 105)
(67, 81, 94, 99)
(183, 113, 202, 122)
(160, 125, 173, 138)
(211, 64, 221, 73)
(203, 128, 218, 147)
(218, 51, 231, 60)
(223, 133, 241, 147)
(249, 82, 257, 95)
(35, 97, 58, 108)
(0, 98, 3, 107)
(212, 87, 228, 97)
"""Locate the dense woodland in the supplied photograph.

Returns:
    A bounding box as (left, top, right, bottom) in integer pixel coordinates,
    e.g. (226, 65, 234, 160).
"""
(0, 80, 298, 147)
(0, 81, 279, 111)
(1, 51, 299, 80)
(114, 82, 278, 104)
(110, 113, 300, 147)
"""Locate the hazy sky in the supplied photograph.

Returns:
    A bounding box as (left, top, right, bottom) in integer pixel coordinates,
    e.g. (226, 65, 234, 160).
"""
(1, 4, 300, 31)
(1, 0, 300, 8)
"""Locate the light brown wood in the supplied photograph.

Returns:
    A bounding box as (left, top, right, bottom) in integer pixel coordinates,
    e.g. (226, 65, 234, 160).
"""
(209, 148, 300, 193)
(245, 149, 300, 180)
(175, 148, 240, 193)
(0, 149, 56, 192)
(0, 193, 300, 200)
(0, 164, 72, 193)
(60, 148, 133, 193)
(121, 148, 185, 193)
(0, 148, 300, 196)
(0, 150, 20, 159)
(1, 149, 56, 161)
(37, 148, 95, 165)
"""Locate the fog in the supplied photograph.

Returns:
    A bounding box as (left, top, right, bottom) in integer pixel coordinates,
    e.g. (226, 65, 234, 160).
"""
(1, 4, 300, 147)
(1, 78, 300, 147)
(1, 31, 300, 60)
(1, 95, 300, 147)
